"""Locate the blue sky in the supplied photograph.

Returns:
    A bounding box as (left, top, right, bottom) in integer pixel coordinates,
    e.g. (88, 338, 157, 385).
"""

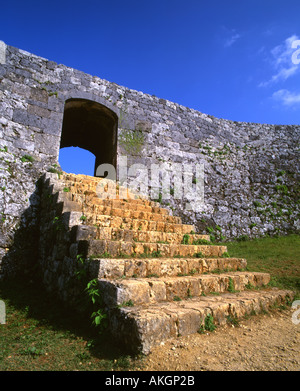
(1, 0, 300, 175)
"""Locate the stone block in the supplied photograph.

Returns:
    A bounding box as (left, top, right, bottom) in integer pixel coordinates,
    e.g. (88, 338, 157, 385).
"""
(176, 307, 202, 336)
(29, 87, 49, 103)
(106, 240, 121, 257)
(98, 227, 112, 240)
(117, 280, 151, 305)
(120, 241, 133, 255)
(78, 239, 107, 257)
(148, 280, 166, 302)
(72, 225, 97, 241)
(98, 259, 125, 279)
(28, 104, 50, 118)
(124, 259, 147, 277)
(0, 41, 6, 64)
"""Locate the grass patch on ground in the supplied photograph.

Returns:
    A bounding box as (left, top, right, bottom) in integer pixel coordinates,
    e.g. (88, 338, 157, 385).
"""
(225, 234, 300, 298)
(0, 278, 144, 371)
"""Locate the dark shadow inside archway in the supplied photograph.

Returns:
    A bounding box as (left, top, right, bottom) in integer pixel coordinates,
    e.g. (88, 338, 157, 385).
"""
(59, 99, 118, 176)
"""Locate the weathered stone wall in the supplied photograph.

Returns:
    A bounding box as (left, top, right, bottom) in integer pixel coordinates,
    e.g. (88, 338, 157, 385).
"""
(0, 41, 299, 277)
(38, 173, 98, 304)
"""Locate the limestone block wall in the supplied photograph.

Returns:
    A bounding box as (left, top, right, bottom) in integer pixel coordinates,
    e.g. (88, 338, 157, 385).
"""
(38, 173, 97, 305)
(0, 40, 299, 277)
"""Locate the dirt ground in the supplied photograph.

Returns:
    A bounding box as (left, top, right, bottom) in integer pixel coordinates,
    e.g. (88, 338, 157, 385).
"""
(139, 308, 299, 371)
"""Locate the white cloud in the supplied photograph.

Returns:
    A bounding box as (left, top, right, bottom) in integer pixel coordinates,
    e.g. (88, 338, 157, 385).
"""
(272, 89, 300, 106)
(271, 35, 298, 67)
(259, 35, 300, 87)
(224, 33, 241, 48)
(260, 65, 298, 87)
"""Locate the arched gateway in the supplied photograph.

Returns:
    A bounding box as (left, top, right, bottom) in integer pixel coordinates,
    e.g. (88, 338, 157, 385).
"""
(59, 98, 118, 176)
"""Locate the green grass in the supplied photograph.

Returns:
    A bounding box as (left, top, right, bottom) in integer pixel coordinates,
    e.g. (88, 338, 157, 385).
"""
(0, 278, 144, 371)
(225, 234, 300, 297)
(20, 154, 34, 163)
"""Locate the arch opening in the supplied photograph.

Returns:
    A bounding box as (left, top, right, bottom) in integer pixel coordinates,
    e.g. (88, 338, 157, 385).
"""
(59, 98, 118, 176)
(59, 146, 96, 176)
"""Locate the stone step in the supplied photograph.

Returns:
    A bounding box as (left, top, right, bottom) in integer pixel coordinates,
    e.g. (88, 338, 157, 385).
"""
(81, 205, 182, 223)
(99, 271, 270, 307)
(75, 213, 194, 234)
(61, 173, 149, 201)
(59, 189, 177, 222)
(70, 193, 164, 212)
(108, 289, 294, 354)
(92, 198, 169, 215)
(72, 224, 210, 244)
(91, 257, 247, 280)
(63, 211, 195, 234)
(76, 239, 227, 258)
(57, 179, 159, 208)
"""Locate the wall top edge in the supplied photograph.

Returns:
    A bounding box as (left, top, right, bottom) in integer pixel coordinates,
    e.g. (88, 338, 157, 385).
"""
(1, 40, 299, 129)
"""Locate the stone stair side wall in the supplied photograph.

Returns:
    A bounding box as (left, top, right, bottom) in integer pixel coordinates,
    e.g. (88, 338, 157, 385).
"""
(38, 172, 94, 305)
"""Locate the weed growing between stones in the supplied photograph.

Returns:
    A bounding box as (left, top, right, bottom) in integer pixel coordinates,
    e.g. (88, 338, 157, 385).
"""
(228, 277, 236, 293)
(204, 314, 217, 331)
(182, 234, 190, 244)
(47, 165, 62, 178)
(85, 279, 107, 329)
(118, 300, 134, 308)
(198, 314, 216, 334)
(20, 154, 34, 163)
(206, 226, 225, 242)
(226, 314, 240, 327)
(173, 296, 182, 302)
(119, 128, 145, 156)
(194, 252, 204, 258)
(193, 238, 212, 245)
(74, 255, 108, 333)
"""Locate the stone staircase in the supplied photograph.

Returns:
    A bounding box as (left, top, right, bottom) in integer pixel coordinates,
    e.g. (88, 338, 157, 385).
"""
(39, 172, 294, 354)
